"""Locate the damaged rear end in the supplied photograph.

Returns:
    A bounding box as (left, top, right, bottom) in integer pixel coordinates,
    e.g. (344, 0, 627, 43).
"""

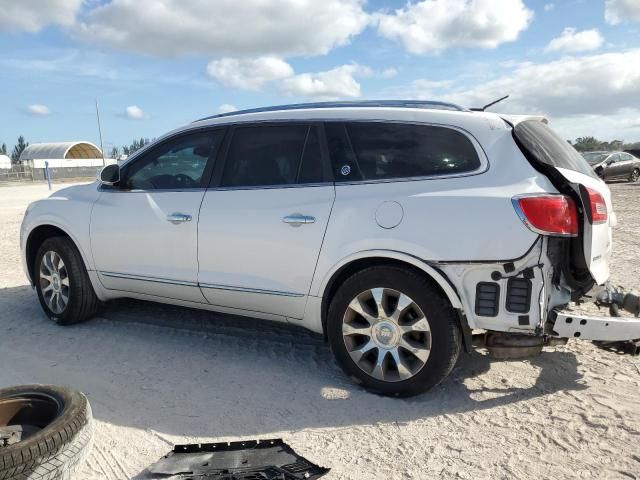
(511, 118, 640, 347)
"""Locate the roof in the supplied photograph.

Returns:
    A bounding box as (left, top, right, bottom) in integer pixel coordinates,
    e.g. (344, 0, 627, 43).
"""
(0, 154, 11, 168)
(194, 100, 467, 123)
(19, 142, 103, 161)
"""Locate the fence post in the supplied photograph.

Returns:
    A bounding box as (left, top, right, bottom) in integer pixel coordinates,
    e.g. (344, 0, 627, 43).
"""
(45, 161, 52, 190)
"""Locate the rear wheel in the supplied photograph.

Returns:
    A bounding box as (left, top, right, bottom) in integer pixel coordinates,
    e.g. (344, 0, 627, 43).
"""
(35, 237, 99, 325)
(327, 266, 461, 397)
(630, 168, 639, 182)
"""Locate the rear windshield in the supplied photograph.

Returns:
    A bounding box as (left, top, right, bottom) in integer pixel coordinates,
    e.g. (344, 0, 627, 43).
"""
(513, 120, 597, 179)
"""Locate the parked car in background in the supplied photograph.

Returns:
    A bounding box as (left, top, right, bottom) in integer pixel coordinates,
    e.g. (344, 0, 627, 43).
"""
(20, 101, 640, 397)
(583, 150, 640, 182)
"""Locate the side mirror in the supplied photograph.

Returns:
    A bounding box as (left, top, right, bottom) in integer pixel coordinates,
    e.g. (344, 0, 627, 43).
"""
(98, 164, 120, 186)
(606, 158, 614, 165)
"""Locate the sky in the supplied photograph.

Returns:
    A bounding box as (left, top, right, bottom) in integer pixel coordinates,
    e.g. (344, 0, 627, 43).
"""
(1, 0, 640, 154)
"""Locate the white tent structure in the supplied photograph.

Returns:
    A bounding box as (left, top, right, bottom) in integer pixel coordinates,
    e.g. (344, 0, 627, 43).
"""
(0, 154, 11, 169)
(20, 141, 106, 168)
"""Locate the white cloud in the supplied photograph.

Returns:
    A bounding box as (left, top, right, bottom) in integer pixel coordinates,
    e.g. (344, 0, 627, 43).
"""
(380, 67, 398, 79)
(544, 3, 555, 12)
(281, 64, 370, 99)
(26, 104, 51, 116)
(125, 105, 146, 120)
(545, 28, 604, 53)
(605, 0, 640, 25)
(0, 0, 82, 33)
(207, 57, 373, 100)
(217, 104, 238, 114)
(403, 50, 640, 140)
(207, 57, 294, 91)
(77, 0, 369, 57)
(376, 0, 533, 55)
(433, 50, 640, 118)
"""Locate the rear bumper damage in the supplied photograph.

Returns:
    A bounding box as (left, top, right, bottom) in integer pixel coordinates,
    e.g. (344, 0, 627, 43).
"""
(548, 284, 640, 354)
(551, 310, 640, 342)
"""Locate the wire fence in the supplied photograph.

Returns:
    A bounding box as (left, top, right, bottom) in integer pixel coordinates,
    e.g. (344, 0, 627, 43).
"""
(0, 165, 34, 183)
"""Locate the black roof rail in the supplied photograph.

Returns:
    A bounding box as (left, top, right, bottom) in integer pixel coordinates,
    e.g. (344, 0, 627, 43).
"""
(193, 100, 467, 123)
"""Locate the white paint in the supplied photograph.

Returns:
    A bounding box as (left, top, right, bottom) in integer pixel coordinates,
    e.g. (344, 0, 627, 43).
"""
(20, 106, 614, 337)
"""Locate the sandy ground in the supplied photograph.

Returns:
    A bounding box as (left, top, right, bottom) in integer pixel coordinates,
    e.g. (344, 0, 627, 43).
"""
(1, 181, 639, 480)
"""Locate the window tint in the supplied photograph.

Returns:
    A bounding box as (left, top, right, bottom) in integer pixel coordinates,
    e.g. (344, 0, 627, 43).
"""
(221, 125, 323, 187)
(326, 122, 481, 181)
(124, 131, 219, 190)
(620, 153, 633, 161)
(298, 126, 324, 184)
(325, 123, 361, 181)
(514, 121, 597, 179)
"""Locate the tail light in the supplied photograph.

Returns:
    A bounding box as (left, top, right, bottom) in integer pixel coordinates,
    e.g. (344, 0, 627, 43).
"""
(513, 194, 578, 237)
(586, 187, 608, 224)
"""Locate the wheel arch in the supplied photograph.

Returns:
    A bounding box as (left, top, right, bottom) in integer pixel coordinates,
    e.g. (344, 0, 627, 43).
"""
(25, 223, 89, 285)
(318, 251, 464, 336)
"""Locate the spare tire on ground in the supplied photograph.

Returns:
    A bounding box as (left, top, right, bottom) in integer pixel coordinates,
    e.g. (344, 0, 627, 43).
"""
(0, 385, 93, 480)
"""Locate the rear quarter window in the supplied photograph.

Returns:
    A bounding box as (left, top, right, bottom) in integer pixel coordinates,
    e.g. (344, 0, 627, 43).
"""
(514, 120, 597, 179)
(326, 122, 481, 182)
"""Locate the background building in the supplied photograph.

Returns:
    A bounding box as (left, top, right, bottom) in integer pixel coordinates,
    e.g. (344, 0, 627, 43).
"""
(19, 141, 113, 180)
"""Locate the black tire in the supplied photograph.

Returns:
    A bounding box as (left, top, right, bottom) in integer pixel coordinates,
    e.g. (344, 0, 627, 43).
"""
(35, 236, 99, 325)
(630, 168, 639, 182)
(327, 266, 462, 397)
(0, 385, 93, 480)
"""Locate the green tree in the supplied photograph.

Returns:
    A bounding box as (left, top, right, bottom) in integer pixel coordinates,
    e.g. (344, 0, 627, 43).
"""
(0, 143, 7, 155)
(110, 147, 119, 158)
(572, 136, 603, 152)
(11, 136, 28, 164)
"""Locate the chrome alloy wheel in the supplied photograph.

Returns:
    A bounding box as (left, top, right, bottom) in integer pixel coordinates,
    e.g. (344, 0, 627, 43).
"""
(39, 251, 70, 314)
(342, 288, 431, 382)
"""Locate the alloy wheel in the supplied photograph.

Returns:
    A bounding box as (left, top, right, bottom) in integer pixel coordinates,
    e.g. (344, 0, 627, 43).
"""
(39, 251, 70, 314)
(342, 288, 431, 382)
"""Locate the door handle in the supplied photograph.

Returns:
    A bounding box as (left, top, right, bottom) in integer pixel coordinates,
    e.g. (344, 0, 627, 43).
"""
(283, 214, 316, 227)
(167, 213, 192, 224)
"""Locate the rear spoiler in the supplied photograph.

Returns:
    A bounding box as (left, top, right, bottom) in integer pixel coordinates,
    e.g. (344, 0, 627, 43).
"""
(500, 114, 549, 126)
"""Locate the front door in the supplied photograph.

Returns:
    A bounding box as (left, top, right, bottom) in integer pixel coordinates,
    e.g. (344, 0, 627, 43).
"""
(604, 153, 622, 180)
(197, 123, 335, 319)
(91, 128, 225, 302)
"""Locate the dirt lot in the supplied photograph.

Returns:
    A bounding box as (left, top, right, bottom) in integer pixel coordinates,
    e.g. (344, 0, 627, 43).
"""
(1, 182, 638, 479)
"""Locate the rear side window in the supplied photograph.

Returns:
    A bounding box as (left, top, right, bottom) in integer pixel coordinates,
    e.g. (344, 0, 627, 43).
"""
(221, 125, 323, 187)
(514, 120, 597, 178)
(326, 122, 481, 182)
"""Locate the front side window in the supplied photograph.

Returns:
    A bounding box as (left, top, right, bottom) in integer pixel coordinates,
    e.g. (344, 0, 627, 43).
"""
(326, 122, 481, 182)
(221, 125, 323, 187)
(124, 130, 221, 190)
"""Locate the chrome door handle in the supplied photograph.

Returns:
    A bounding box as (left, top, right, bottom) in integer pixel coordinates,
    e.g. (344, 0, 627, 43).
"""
(167, 213, 192, 224)
(283, 214, 316, 227)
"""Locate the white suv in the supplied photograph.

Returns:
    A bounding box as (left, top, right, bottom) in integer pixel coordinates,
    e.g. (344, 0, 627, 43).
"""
(20, 101, 639, 396)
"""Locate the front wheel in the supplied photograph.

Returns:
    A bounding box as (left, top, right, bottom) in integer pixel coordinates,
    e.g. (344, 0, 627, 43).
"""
(630, 168, 639, 182)
(35, 236, 99, 325)
(327, 266, 461, 397)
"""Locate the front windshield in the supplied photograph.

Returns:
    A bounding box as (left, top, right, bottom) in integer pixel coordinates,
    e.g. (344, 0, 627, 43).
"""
(583, 152, 609, 165)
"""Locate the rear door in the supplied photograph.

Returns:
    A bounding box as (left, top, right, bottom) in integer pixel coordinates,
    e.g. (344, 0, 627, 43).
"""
(617, 153, 635, 179)
(197, 123, 335, 319)
(512, 120, 613, 284)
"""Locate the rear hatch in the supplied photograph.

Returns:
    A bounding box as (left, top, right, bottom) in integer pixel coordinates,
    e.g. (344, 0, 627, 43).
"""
(510, 118, 613, 285)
